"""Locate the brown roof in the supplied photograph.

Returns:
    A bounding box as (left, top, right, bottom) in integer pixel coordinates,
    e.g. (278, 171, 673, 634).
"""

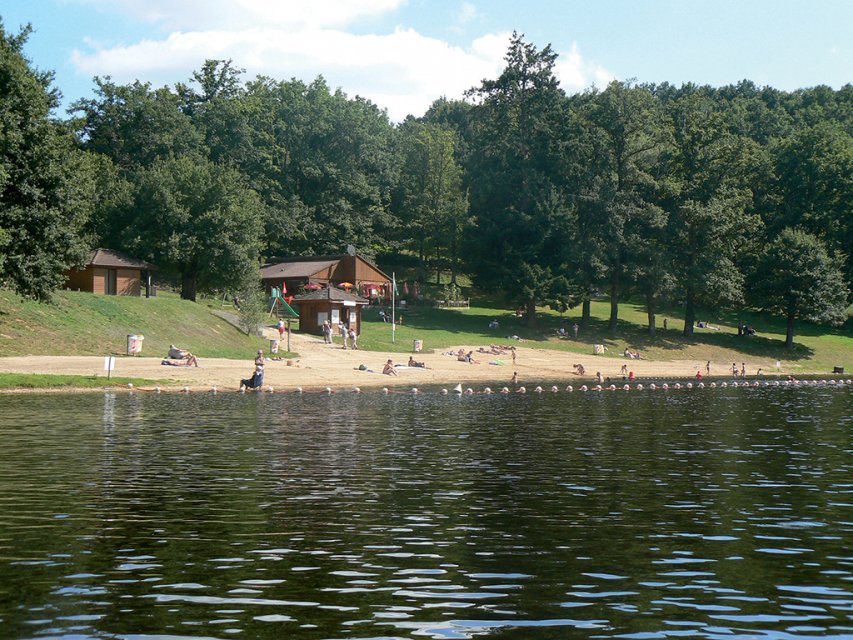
(89, 249, 156, 270)
(291, 286, 369, 304)
(260, 259, 339, 280)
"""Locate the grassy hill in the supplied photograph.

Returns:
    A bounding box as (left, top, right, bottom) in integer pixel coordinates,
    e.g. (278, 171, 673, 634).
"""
(0, 289, 268, 359)
(1, 288, 850, 375)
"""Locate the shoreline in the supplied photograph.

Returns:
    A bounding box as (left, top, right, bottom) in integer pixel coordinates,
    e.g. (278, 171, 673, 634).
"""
(0, 331, 831, 394)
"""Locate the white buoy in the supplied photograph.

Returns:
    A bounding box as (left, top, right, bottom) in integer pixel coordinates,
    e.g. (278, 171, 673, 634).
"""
(686, 383, 692, 389)
(752, 382, 759, 387)
(453, 383, 463, 394)
(732, 381, 738, 388)
(534, 386, 543, 393)
(127, 382, 133, 389)
(412, 388, 419, 394)
(662, 383, 669, 390)
(465, 388, 474, 395)
(721, 382, 727, 388)
(382, 387, 389, 394)
(517, 386, 526, 394)
(295, 387, 303, 393)
(155, 387, 161, 394)
(566, 385, 574, 392)
(580, 385, 588, 392)
(649, 383, 656, 390)
(352, 387, 361, 393)
(608, 384, 616, 391)
(636, 383, 643, 390)
(441, 388, 448, 395)
(622, 384, 630, 391)
(325, 387, 332, 394)
(500, 387, 510, 394)
(709, 382, 716, 388)
(697, 383, 704, 389)
(182, 386, 190, 393)
(595, 385, 603, 391)
(551, 386, 559, 393)
(674, 383, 682, 389)
(484, 387, 492, 394)
(211, 386, 217, 394)
(267, 386, 274, 393)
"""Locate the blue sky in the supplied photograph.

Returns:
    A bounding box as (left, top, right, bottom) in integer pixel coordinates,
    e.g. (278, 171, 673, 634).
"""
(2, 0, 851, 121)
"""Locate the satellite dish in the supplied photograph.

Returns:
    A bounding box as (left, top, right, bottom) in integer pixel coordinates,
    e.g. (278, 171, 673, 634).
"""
(346, 244, 356, 256)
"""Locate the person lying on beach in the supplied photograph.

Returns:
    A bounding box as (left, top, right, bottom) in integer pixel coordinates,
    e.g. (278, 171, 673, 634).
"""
(161, 352, 199, 366)
(383, 359, 398, 375)
(407, 356, 427, 368)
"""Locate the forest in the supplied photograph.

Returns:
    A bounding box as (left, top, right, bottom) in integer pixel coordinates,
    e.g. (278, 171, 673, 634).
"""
(1, 22, 850, 348)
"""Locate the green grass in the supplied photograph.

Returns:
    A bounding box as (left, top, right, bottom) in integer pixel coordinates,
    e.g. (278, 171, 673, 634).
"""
(1, 287, 850, 375)
(0, 373, 174, 390)
(0, 289, 272, 359)
(356, 299, 853, 373)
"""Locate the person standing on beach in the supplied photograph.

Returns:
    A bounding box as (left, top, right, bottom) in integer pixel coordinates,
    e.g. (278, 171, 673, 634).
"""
(572, 323, 579, 339)
(340, 322, 348, 349)
(706, 361, 711, 375)
(349, 327, 358, 350)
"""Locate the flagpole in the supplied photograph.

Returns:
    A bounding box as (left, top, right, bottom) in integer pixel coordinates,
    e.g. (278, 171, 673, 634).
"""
(391, 272, 396, 344)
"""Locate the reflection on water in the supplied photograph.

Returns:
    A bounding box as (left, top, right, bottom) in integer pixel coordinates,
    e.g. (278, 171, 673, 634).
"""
(0, 386, 851, 639)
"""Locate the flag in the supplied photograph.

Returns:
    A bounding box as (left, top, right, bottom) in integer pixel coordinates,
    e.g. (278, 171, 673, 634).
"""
(393, 273, 398, 297)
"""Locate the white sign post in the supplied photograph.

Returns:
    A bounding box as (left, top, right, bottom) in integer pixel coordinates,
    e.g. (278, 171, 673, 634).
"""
(104, 356, 116, 380)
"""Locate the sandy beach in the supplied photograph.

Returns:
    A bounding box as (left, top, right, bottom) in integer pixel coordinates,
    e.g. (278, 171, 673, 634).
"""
(0, 328, 795, 393)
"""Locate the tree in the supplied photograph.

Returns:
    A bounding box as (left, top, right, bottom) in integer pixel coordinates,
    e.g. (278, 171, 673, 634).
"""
(465, 33, 573, 324)
(71, 77, 203, 173)
(771, 122, 853, 291)
(0, 21, 92, 300)
(120, 156, 264, 301)
(659, 89, 759, 336)
(750, 228, 848, 349)
(395, 122, 470, 283)
(579, 81, 664, 332)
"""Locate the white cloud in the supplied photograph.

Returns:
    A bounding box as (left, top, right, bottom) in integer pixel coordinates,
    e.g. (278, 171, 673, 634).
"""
(69, 2, 612, 120)
(554, 42, 615, 92)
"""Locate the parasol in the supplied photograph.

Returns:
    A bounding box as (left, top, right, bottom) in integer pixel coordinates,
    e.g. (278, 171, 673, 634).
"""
(304, 283, 321, 290)
(338, 282, 354, 288)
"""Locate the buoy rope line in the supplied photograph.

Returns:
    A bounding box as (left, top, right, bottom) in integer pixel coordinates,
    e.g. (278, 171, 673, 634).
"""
(112, 379, 851, 395)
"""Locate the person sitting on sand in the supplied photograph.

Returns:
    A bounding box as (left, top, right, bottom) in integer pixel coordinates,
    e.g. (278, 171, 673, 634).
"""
(383, 359, 398, 376)
(596, 371, 604, 384)
(240, 365, 264, 390)
(168, 344, 188, 359)
(183, 352, 199, 367)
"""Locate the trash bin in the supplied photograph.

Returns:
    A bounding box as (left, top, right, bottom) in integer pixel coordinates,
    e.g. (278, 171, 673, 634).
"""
(270, 339, 280, 355)
(413, 339, 423, 353)
(127, 334, 144, 355)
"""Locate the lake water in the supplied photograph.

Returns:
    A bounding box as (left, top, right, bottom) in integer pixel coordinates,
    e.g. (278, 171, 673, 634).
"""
(0, 385, 851, 639)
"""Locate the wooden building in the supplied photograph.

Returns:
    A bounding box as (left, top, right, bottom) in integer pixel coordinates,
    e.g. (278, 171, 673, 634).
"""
(64, 249, 156, 297)
(260, 250, 390, 302)
(291, 286, 369, 335)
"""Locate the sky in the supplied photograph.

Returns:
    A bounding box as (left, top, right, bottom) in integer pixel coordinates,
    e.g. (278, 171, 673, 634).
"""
(2, 0, 851, 122)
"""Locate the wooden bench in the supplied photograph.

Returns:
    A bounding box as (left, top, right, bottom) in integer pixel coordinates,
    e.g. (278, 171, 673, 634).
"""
(436, 299, 470, 309)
